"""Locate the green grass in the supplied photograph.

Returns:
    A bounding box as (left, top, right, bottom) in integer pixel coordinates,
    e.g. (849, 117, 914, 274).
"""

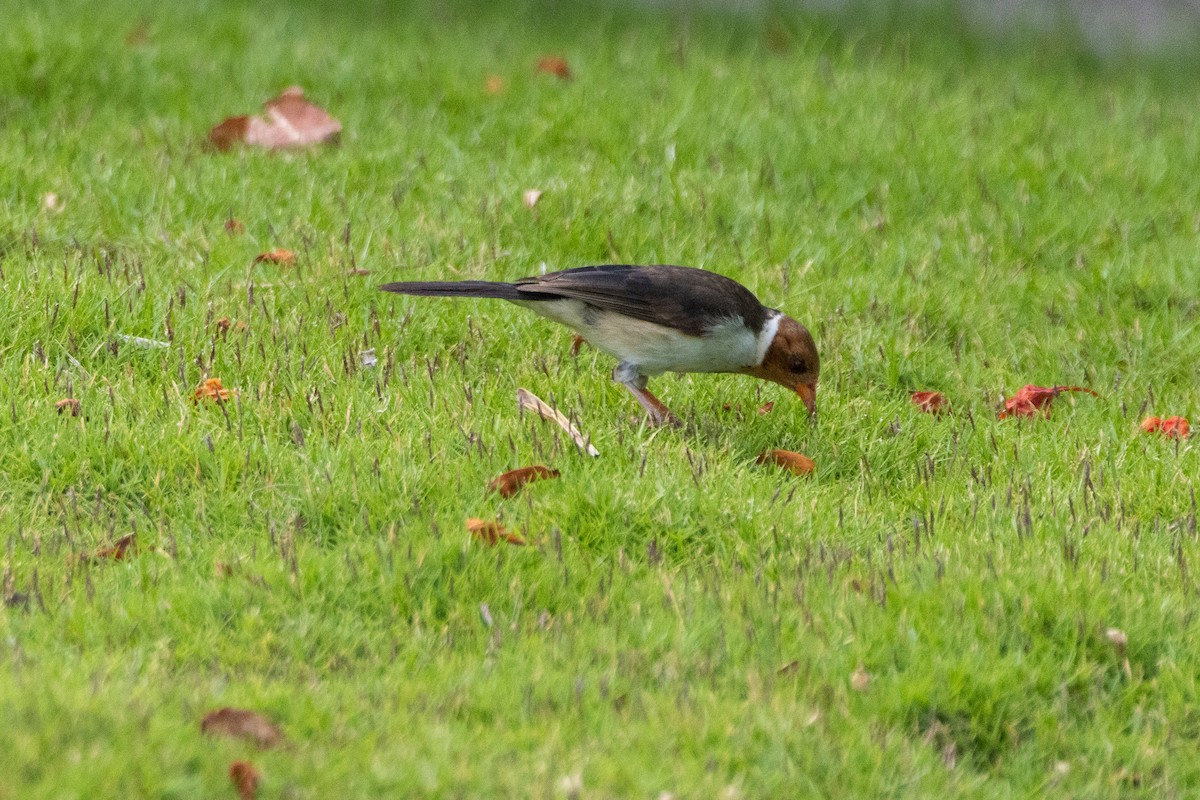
(3, 0, 1200, 796)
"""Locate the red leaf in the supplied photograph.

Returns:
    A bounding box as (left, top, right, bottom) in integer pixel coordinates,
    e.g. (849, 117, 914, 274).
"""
(201, 708, 284, 748)
(209, 87, 341, 151)
(253, 248, 295, 266)
(998, 384, 1098, 419)
(87, 533, 137, 562)
(193, 377, 234, 403)
(536, 56, 572, 80)
(1143, 416, 1190, 439)
(910, 390, 948, 415)
(466, 518, 526, 546)
(229, 761, 260, 800)
(55, 398, 81, 417)
(756, 449, 815, 476)
(488, 465, 560, 499)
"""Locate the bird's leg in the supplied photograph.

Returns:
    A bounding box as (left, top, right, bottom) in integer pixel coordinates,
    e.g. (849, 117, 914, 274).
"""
(613, 364, 682, 427)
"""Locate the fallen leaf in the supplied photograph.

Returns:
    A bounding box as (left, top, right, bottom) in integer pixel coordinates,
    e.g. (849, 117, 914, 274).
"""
(516, 387, 600, 457)
(570, 335, 587, 357)
(777, 660, 800, 676)
(488, 465, 560, 498)
(850, 664, 871, 692)
(348, 268, 371, 277)
(201, 708, 284, 748)
(229, 761, 260, 800)
(88, 533, 137, 562)
(114, 332, 169, 349)
(756, 449, 815, 476)
(209, 87, 341, 151)
(1142, 415, 1190, 439)
(466, 518, 526, 546)
(523, 188, 543, 209)
(253, 248, 295, 266)
(998, 384, 1098, 419)
(55, 398, 81, 416)
(194, 377, 233, 403)
(910, 390, 948, 415)
(537, 55, 572, 80)
(224, 218, 244, 235)
(43, 192, 64, 213)
(216, 317, 232, 335)
(485, 74, 505, 94)
(757, 401, 775, 416)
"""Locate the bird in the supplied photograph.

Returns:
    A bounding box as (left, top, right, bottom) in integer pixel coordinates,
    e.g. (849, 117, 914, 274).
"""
(380, 264, 819, 426)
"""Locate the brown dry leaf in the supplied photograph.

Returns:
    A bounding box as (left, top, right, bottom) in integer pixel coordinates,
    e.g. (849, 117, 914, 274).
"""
(998, 384, 1098, 419)
(55, 398, 81, 417)
(88, 533, 137, 562)
(253, 248, 295, 266)
(229, 761, 260, 800)
(777, 660, 800, 677)
(523, 189, 543, 209)
(756, 448, 815, 477)
(488, 465, 560, 499)
(485, 74, 506, 94)
(201, 708, 284, 748)
(757, 401, 775, 416)
(216, 317, 232, 335)
(209, 87, 341, 152)
(1142, 415, 1190, 439)
(516, 387, 600, 457)
(910, 390, 948, 415)
(224, 218, 245, 235)
(348, 268, 371, 277)
(194, 377, 234, 403)
(43, 192, 65, 213)
(570, 335, 587, 357)
(850, 664, 871, 692)
(466, 518, 526, 546)
(536, 55, 572, 80)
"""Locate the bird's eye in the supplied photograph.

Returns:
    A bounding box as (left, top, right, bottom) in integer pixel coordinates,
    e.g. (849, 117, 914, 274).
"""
(788, 357, 808, 374)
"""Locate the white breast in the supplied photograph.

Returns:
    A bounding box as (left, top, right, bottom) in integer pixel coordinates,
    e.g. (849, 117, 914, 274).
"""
(517, 299, 774, 376)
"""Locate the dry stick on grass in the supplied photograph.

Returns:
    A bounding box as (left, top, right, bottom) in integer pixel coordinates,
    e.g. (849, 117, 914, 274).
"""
(516, 388, 600, 457)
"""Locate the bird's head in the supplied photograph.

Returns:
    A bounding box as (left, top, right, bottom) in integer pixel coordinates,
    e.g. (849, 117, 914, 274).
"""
(744, 315, 820, 417)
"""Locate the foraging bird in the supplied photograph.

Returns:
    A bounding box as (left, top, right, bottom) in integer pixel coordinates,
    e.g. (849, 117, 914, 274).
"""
(380, 264, 819, 426)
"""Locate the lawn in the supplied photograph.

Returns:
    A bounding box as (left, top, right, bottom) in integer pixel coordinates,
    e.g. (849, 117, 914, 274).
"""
(2, 0, 1200, 797)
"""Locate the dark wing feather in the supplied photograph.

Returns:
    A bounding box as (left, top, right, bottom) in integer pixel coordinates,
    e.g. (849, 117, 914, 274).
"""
(513, 265, 768, 337)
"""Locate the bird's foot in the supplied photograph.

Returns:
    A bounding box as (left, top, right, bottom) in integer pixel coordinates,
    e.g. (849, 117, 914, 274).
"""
(621, 381, 683, 428)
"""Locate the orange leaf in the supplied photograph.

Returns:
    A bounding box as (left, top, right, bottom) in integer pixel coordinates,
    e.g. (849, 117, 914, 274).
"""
(55, 398, 81, 417)
(253, 248, 295, 266)
(488, 465, 560, 498)
(229, 761, 260, 800)
(998, 384, 1098, 419)
(757, 401, 775, 416)
(466, 518, 526, 546)
(194, 377, 234, 403)
(201, 708, 284, 748)
(756, 449, 815, 476)
(1144, 415, 1190, 439)
(209, 87, 341, 151)
(215, 317, 232, 335)
(536, 56, 572, 80)
(87, 533, 137, 562)
(910, 390, 948, 415)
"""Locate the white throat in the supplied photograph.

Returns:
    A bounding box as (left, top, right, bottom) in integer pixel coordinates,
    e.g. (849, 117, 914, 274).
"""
(753, 312, 782, 366)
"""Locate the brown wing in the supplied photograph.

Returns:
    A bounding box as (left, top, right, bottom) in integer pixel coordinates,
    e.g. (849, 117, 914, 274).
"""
(513, 265, 769, 337)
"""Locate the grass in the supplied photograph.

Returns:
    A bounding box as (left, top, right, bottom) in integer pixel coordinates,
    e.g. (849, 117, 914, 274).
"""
(2, 0, 1200, 796)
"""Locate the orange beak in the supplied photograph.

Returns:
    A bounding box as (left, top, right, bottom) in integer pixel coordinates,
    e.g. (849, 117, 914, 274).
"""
(796, 382, 817, 418)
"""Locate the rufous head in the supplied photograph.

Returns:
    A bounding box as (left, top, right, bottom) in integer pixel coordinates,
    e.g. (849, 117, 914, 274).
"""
(744, 315, 820, 416)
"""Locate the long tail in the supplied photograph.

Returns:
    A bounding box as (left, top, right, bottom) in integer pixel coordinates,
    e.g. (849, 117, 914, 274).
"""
(379, 280, 524, 301)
